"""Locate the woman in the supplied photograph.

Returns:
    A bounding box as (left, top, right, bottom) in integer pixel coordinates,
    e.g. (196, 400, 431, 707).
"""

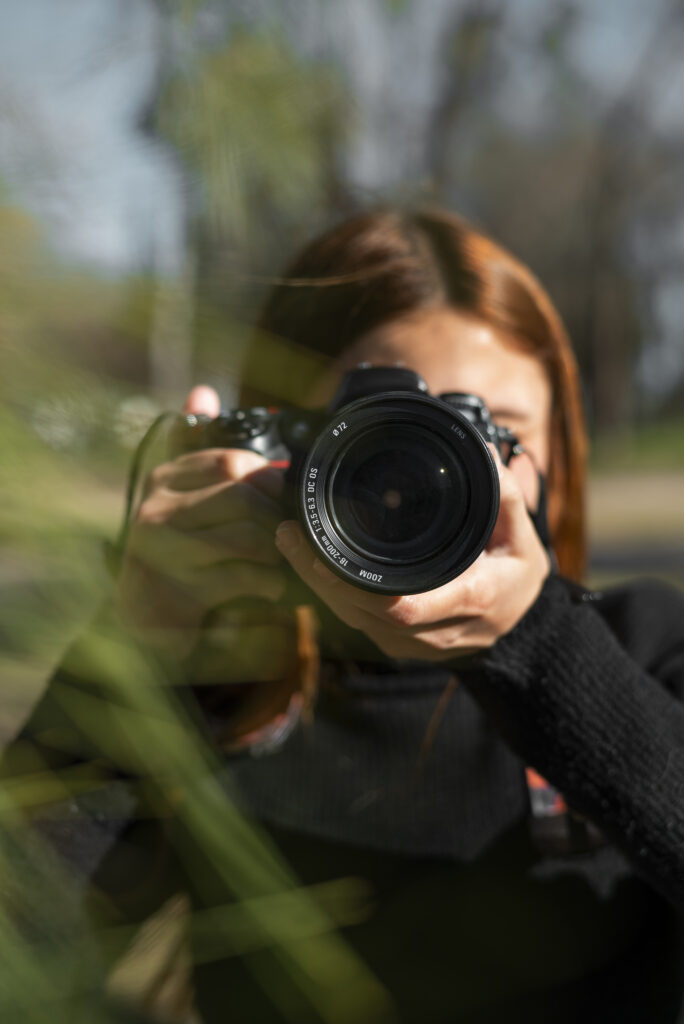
(10, 208, 684, 1022)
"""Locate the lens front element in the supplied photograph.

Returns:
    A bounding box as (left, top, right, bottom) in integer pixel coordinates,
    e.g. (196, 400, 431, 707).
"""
(298, 392, 499, 595)
(329, 425, 468, 563)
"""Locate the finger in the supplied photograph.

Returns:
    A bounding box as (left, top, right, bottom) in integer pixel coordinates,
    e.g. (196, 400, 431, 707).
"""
(121, 555, 286, 627)
(189, 560, 287, 607)
(275, 522, 492, 628)
(506, 448, 540, 513)
(114, 560, 207, 657)
(193, 521, 282, 566)
(351, 616, 479, 661)
(147, 449, 284, 499)
(184, 385, 221, 418)
(140, 478, 283, 533)
(128, 519, 282, 571)
(487, 462, 535, 552)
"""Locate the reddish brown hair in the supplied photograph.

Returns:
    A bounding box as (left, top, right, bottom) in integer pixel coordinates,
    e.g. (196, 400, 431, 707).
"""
(243, 207, 587, 580)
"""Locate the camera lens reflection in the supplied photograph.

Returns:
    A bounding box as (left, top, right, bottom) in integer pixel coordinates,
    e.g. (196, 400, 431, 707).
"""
(329, 426, 468, 562)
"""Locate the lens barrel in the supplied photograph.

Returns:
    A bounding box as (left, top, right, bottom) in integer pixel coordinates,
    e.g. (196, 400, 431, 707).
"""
(297, 392, 499, 594)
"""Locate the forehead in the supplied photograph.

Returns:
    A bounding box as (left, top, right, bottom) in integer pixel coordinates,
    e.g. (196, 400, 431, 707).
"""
(312, 307, 551, 417)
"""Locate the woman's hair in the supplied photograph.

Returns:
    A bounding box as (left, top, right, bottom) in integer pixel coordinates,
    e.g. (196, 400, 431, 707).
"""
(243, 207, 587, 581)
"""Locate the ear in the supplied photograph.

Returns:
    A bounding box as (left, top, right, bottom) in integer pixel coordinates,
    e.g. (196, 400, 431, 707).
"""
(183, 385, 221, 418)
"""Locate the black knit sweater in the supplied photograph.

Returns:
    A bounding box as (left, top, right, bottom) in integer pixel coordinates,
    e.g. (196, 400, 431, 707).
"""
(458, 574, 684, 909)
(6, 573, 684, 1022)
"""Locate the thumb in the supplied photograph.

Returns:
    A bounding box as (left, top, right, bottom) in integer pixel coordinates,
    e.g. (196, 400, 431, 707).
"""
(183, 385, 220, 418)
(488, 460, 532, 552)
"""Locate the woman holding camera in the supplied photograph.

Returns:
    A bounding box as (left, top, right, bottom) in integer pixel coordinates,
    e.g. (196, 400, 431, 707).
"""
(9, 208, 684, 1022)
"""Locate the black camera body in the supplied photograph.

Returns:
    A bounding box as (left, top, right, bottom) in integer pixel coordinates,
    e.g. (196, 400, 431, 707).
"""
(177, 367, 518, 595)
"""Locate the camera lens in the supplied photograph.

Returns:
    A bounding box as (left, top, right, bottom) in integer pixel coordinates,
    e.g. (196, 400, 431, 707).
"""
(298, 392, 499, 594)
(329, 425, 468, 562)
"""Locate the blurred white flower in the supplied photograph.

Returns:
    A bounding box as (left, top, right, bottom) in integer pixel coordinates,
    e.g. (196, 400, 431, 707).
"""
(32, 397, 84, 450)
(114, 394, 160, 450)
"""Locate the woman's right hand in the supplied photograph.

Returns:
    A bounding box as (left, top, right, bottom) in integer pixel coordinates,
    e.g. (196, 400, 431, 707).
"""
(112, 387, 298, 685)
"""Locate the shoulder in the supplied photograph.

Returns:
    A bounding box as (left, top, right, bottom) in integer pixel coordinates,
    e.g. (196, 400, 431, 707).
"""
(479, 573, 684, 685)
(586, 577, 684, 671)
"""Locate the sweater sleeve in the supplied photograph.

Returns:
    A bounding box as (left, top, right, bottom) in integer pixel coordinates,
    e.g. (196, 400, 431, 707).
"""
(455, 574, 684, 910)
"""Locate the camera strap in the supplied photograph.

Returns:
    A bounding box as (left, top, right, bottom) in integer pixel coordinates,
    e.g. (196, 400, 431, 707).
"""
(103, 412, 182, 578)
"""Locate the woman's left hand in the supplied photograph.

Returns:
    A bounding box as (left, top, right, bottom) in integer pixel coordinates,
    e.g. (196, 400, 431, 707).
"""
(274, 456, 551, 662)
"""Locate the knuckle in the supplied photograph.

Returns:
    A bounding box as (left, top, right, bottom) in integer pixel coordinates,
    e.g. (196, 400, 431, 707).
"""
(460, 577, 477, 609)
(145, 464, 167, 493)
(500, 468, 525, 506)
(162, 498, 191, 528)
(136, 498, 166, 526)
(219, 448, 266, 481)
(214, 450, 238, 480)
(465, 574, 492, 614)
(388, 596, 419, 627)
(424, 630, 452, 653)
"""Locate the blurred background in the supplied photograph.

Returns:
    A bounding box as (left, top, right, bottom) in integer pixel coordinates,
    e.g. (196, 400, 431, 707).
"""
(1, 0, 683, 731)
(1, 3, 683, 1020)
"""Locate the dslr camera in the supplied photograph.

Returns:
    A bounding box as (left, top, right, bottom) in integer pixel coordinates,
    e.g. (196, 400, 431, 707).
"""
(175, 366, 518, 596)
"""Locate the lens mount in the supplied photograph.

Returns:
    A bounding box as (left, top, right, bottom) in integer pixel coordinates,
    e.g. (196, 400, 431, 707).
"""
(297, 392, 499, 595)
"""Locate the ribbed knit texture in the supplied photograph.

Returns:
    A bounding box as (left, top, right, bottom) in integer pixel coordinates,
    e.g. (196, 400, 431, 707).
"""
(224, 665, 529, 859)
(456, 574, 684, 910)
(6, 575, 684, 1021)
(12, 575, 684, 910)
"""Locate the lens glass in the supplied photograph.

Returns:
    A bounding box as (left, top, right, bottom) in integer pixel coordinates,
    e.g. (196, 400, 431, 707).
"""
(329, 425, 468, 562)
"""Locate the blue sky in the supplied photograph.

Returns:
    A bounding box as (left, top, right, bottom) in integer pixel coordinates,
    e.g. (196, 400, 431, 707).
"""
(0, 0, 182, 271)
(0, 0, 680, 273)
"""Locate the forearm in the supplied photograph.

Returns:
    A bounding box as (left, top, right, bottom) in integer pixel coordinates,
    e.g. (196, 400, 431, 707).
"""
(456, 574, 684, 909)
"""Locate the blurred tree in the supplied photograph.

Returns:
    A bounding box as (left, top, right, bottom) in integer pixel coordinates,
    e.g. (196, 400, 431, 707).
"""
(427, 2, 505, 193)
(425, 0, 684, 437)
(140, 1, 348, 401)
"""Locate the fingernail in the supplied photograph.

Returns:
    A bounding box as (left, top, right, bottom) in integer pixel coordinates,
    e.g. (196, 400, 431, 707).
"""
(275, 523, 300, 554)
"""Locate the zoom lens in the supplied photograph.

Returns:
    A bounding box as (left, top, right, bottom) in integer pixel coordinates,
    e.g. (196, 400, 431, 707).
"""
(329, 425, 468, 563)
(298, 392, 499, 594)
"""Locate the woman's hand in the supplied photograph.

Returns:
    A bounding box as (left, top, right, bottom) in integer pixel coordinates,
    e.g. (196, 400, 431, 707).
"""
(274, 455, 551, 662)
(112, 386, 297, 683)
